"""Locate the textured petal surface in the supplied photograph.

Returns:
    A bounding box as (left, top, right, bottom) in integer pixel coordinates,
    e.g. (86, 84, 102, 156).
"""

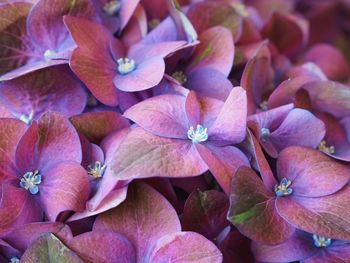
(149, 232, 223, 263)
(94, 183, 181, 262)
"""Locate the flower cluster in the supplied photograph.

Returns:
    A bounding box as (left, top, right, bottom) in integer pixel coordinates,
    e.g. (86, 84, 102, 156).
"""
(0, 0, 350, 262)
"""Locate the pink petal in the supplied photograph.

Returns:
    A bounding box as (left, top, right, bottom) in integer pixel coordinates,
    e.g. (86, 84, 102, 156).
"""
(94, 183, 181, 262)
(277, 147, 350, 197)
(149, 232, 223, 263)
(40, 162, 90, 221)
(109, 127, 208, 180)
(68, 230, 136, 263)
(119, 0, 140, 31)
(186, 26, 234, 76)
(209, 87, 247, 144)
(185, 91, 201, 127)
(123, 95, 188, 138)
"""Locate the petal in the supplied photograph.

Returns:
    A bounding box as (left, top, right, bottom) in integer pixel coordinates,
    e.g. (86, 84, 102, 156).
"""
(185, 91, 201, 127)
(0, 184, 42, 236)
(70, 111, 129, 144)
(0, 65, 87, 121)
(276, 185, 350, 241)
(119, 0, 140, 31)
(113, 56, 165, 92)
(227, 167, 294, 245)
(186, 68, 233, 101)
(3, 222, 72, 253)
(252, 231, 318, 263)
(0, 2, 34, 76)
(187, 1, 243, 39)
(208, 87, 247, 144)
(21, 233, 84, 263)
(277, 147, 350, 197)
(40, 162, 90, 221)
(149, 232, 223, 263)
(27, 0, 96, 50)
(195, 144, 249, 195)
(64, 16, 119, 106)
(16, 112, 82, 171)
(109, 127, 208, 179)
(0, 119, 27, 181)
(94, 183, 181, 262)
(68, 230, 136, 263)
(186, 26, 234, 76)
(270, 108, 326, 152)
(123, 95, 188, 138)
(182, 190, 229, 239)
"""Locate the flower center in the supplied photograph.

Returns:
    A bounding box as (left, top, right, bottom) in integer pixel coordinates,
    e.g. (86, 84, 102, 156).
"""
(148, 19, 160, 30)
(10, 257, 20, 263)
(44, 49, 58, 61)
(171, 71, 187, 85)
(19, 170, 41, 195)
(103, 0, 121, 16)
(318, 140, 335, 154)
(260, 127, 270, 142)
(117, 57, 136, 75)
(87, 161, 106, 179)
(274, 178, 293, 197)
(19, 111, 34, 125)
(313, 234, 332, 248)
(187, 125, 208, 143)
(259, 100, 268, 111)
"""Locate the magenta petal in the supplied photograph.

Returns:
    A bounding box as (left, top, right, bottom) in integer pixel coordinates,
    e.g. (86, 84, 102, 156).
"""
(0, 184, 42, 236)
(0, 66, 87, 120)
(209, 87, 247, 144)
(113, 57, 165, 92)
(109, 128, 208, 180)
(186, 68, 233, 101)
(68, 230, 136, 263)
(277, 147, 350, 197)
(40, 162, 90, 221)
(68, 186, 128, 222)
(252, 231, 318, 263)
(27, 0, 96, 50)
(276, 186, 350, 241)
(228, 167, 295, 245)
(0, 119, 27, 181)
(119, 0, 140, 31)
(186, 26, 234, 76)
(182, 190, 229, 239)
(195, 144, 249, 194)
(124, 94, 188, 138)
(149, 231, 223, 263)
(94, 183, 181, 262)
(185, 91, 201, 127)
(16, 112, 82, 171)
(3, 222, 72, 253)
(70, 111, 129, 144)
(270, 108, 326, 152)
(21, 233, 84, 263)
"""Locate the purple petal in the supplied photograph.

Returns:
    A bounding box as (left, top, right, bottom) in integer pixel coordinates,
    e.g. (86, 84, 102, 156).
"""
(39, 162, 90, 221)
(0, 66, 87, 120)
(109, 127, 208, 180)
(68, 230, 136, 263)
(113, 56, 165, 92)
(227, 167, 295, 245)
(94, 183, 181, 262)
(123, 95, 188, 138)
(185, 91, 201, 127)
(27, 0, 96, 50)
(149, 231, 223, 263)
(277, 146, 350, 197)
(119, 0, 140, 31)
(208, 87, 247, 144)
